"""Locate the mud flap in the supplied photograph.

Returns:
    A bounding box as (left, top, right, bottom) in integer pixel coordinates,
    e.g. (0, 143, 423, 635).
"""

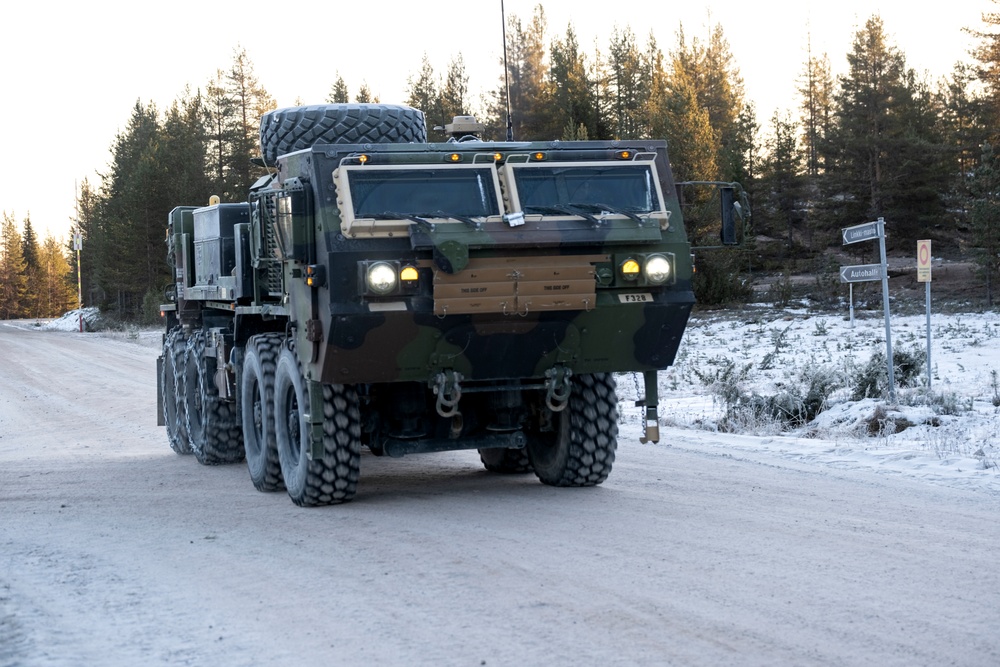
(156, 355, 165, 426)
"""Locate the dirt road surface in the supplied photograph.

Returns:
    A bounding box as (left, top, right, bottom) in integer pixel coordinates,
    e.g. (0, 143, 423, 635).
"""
(2, 323, 999, 666)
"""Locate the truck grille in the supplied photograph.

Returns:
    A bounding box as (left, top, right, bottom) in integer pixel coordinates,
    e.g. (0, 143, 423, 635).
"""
(259, 196, 283, 298)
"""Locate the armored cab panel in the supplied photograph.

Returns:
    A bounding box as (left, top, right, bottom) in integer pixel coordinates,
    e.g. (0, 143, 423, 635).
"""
(168, 207, 196, 289)
(193, 204, 249, 288)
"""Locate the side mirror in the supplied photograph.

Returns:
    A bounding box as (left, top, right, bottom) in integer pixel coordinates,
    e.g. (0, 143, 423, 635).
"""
(720, 186, 738, 246)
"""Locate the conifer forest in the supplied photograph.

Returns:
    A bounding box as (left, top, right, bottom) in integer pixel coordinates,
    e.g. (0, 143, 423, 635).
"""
(4, 6, 1000, 320)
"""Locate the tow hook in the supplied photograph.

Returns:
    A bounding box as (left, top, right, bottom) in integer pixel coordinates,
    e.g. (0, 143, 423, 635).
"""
(544, 365, 573, 412)
(637, 369, 660, 444)
(430, 370, 464, 418)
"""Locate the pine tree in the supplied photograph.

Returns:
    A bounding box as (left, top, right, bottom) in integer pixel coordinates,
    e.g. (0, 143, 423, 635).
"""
(226, 48, 275, 198)
(0, 212, 27, 319)
(160, 90, 213, 209)
(702, 24, 747, 182)
(204, 69, 235, 197)
(969, 0, 1000, 142)
(489, 6, 551, 140)
(38, 233, 75, 317)
(827, 15, 945, 246)
(439, 55, 471, 124)
(652, 52, 717, 231)
(653, 28, 718, 190)
(407, 54, 441, 121)
(548, 24, 598, 141)
(606, 26, 646, 138)
(669, 22, 748, 183)
(798, 41, 835, 177)
(968, 143, 1000, 304)
(327, 73, 350, 104)
(758, 111, 807, 252)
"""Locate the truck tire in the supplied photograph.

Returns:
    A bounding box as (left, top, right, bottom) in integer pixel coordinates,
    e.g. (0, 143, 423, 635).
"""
(478, 447, 532, 474)
(526, 373, 619, 486)
(185, 331, 245, 465)
(259, 103, 427, 166)
(240, 334, 284, 491)
(162, 328, 191, 455)
(274, 345, 361, 506)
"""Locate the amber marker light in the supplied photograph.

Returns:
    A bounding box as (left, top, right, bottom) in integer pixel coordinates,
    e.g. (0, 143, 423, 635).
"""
(358, 154, 369, 164)
(447, 153, 462, 162)
(532, 152, 545, 161)
(305, 264, 326, 287)
(621, 258, 641, 280)
(493, 152, 503, 162)
(616, 150, 632, 160)
(400, 266, 419, 282)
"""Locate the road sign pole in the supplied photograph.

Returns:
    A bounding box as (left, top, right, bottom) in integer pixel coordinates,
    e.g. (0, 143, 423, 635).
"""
(878, 217, 895, 402)
(926, 280, 931, 391)
(73, 232, 83, 333)
(917, 239, 932, 391)
(849, 283, 854, 328)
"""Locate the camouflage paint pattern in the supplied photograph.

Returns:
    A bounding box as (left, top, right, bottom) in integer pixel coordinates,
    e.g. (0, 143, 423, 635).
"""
(257, 138, 695, 388)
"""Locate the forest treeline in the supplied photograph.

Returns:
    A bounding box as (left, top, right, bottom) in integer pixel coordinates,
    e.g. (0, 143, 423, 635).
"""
(4, 4, 1000, 320)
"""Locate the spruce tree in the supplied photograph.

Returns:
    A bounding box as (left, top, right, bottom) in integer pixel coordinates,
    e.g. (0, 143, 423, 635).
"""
(20, 216, 41, 317)
(356, 83, 374, 103)
(327, 74, 350, 104)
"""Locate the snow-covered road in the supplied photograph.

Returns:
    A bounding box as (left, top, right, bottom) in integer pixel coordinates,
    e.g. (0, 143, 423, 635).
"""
(2, 323, 998, 666)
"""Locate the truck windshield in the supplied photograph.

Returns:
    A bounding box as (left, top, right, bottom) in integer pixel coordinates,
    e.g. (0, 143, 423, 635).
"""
(347, 167, 501, 219)
(512, 164, 662, 214)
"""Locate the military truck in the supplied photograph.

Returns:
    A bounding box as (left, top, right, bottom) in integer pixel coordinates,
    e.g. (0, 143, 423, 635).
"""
(158, 103, 741, 506)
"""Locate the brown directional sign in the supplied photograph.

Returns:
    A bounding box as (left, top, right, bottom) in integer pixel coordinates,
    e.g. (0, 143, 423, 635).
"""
(841, 221, 881, 245)
(839, 263, 883, 283)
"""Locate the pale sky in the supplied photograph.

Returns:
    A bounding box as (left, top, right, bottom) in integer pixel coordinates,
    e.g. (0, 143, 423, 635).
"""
(0, 0, 990, 241)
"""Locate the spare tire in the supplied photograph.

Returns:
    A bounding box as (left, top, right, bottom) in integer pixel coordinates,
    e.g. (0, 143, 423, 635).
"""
(259, 103, 427, 166)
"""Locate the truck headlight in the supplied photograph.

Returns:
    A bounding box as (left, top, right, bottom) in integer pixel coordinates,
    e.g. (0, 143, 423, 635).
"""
(367, 262, 398, 295)
(644, 255, 672, 284)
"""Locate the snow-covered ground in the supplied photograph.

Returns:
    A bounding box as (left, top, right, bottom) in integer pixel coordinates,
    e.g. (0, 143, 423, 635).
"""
(613, 305, 1000, 496)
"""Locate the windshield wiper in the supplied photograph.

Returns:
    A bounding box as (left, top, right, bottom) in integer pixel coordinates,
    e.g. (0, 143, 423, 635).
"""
(568, 202, 645, 224)
(374, 211, 435, 232)
(373, 210, 484, 231)
(523, 204, 599, 225)
(427, 210, 482, 230)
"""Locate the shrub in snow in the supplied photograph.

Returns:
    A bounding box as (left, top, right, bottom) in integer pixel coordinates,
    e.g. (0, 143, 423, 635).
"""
(850, 346, 926, 400)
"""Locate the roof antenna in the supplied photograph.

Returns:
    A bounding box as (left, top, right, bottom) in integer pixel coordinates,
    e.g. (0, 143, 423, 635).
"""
(501, 0, 514, 141)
